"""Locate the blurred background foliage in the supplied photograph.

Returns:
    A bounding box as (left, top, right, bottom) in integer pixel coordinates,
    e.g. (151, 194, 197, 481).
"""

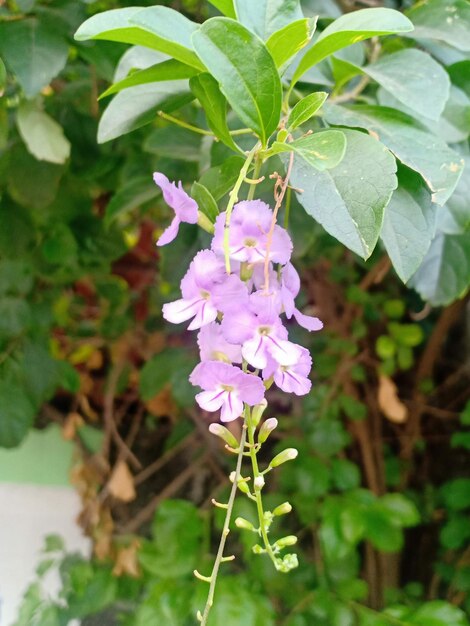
(0, 0, 469, 624)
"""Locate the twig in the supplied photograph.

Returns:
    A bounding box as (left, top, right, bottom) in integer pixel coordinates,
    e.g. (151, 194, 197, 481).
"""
(134, 433, 197, 486)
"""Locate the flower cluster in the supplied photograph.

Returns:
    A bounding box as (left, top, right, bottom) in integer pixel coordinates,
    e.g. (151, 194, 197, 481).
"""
(155, 174, 322, 423)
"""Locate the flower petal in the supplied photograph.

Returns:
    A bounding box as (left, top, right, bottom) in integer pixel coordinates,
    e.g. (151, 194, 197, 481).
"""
(242, 336, 269, 369)
(157, 215, 181, 247)
(162, 297, 202, 325)
(293, 308, 323, 332)
(220, 392, 244, 422)
(196, 390, 226, 413)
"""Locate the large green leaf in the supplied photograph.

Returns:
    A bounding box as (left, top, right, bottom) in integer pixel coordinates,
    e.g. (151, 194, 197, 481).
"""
(291, 8, 413, 86)
(381, 166, 436, 283)
(272, 129, 346, 171)
(324, 104, 464, 205)
(410, 231, 470, 305)
(0, 18, 68, 98)
(405, 0, 470, 52)
(192, 18, 282, 146)
(17, 103, 70, 165)
(100, 59, 199, 99)
(75, 7, 204, 70)
(190, 73, 240, 151)
(289, 129, 397, 259)
(444, 155, 470, 233)
(363, 48, 450, 121)
(198, 155, 245, 200)
(143, 126, 202, 161)
(97, 81, 192, 143)
(0, 381, 36, 449)
(234, 0, 304, 39)
(266, 18, 316, 68)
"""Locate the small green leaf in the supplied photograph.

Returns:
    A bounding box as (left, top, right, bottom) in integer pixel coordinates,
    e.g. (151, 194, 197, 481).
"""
(287, 91, 328, 130)
(207, 0, 236, 18)
(291, 8, 414, 86)
(266, 18, 317, 68)
(364, 508, 404, 552)
(17, 103, 70, 165)
(234, 0, 304, 39)
(324, 104, 464, 205)
(405, 0, 470, 53)
(381, 166, 436, 283)
(290, 129, 397, 259)
(198, 155, 245, 200)
(97, 82, 192, 143)
(379, 493, 420, 527)
(0, 297, 31, 338)
(274, 129, 346, 171)
(441, 479, 470, 511)
(192, 18, 282, 146)
(191, 181, 219, 223)
(190, 73, 240, 151)
(0, 381, 36, 448)
(440, 514, 470, 550)
(408, 600, 469, 626)
(100, 59, 199, 99)
(0, 18, 68, 98)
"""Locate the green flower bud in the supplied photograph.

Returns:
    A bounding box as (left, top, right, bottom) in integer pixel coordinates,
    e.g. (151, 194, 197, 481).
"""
(251, 400, 268, 427)
(235, 517, 256, 532)
(273, 502, 292, 516)
(208, 423, 239, 448)
(269, 448, 298, 468)
(254, 475, 265, 491)
(274, 535, 298, 549)
(252, 544, 265, 554)
(258, 417, 278, 444)
(276, 553, 299, 572)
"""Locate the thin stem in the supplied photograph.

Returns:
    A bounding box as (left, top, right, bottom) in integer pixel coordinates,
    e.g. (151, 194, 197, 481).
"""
(158, 111, 213, 136)
(247, 154, 263, 201)
(284, 186, 292, 230)
(198, 425, 247, 626)
(245, 409, 279, 569)
(223, 143, 260, 273)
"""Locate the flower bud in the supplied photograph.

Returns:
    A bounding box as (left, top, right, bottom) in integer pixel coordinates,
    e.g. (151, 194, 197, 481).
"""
(235, 517, 256, 532)
(269, 448, 298, 468)
(208, 423, 239, 449)
(251, 400, 268, 427)
(252, 544, 265, 554)
(197, 211, 215, 234)
(273, 535, 298, 549)
(258, 417, 278, 444)
(254, 475, 265, 491)
(276, 553, 299, 572)
(273, 502, 292, 517)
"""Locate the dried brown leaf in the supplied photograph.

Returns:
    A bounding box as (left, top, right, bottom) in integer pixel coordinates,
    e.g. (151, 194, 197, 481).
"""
(108, 461, 136, 502)
(378, 374, 408, 423)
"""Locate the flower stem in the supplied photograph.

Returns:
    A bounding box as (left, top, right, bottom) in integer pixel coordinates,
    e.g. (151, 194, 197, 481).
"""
(197, 424, 247, 626)
(158, 110, 213, 136)
(247, 153, 263, 201)
(223, 143, 260, 273)
(245, 409, 279, 569)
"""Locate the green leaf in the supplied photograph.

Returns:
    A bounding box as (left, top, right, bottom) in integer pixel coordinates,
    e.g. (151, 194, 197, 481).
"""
(0, 260, 33, 296)
(139, 500, 203, 578)
(324, 104, 464, 205)
(105, 176, 160, 225)
(443, 155, 470, 233)
(331, 459, 360, 491)
(234, 0, 304, 39)
(379, 493, 420, 527)
(273, 129, 346, 171)
(408, 600, 469, 626)
(310, 419, 350, 456)
(381, 166, 436, 283)
(100, 59, 199, 99)
(0, 18, 68, 98)
(441, 478, 470, 511)
(364, 508, 404, 552)
(363, 49, 450, 121)
(133, 580, 192, 626)
(190, 73, 240, 151)
(291, 8, 414, 86)
(17, 103, 70, 165)
(289, 129, 397, 259)
(75, 7, 204, 70)
(191, 181, 219, 223)
(0, 381, 36, 448)
(440, 514, 470, 550)
(192, 18, 282, 146)
(0, 297, 31, 338)
(207, 0, 236, 18)
(410, 231, 470, 306)
(448, 60, 470, 98)
(139, 349, 190, 401)
(0, 56, 6, 93)
(287, 91, 328, 130)
(198, 155, 245, 200)
(97, 82, 192, 143)
(266, 18, 317, 68)
(405, 0, 470, 53)
(144, 126, 202, 161)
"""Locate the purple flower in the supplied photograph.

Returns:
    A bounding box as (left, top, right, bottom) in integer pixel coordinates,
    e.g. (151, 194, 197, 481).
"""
(221, 305, 302, 370)
(153, 172, 199, 246)
(163, 250, 249, 330)
(212, 200, 292, 265)
(263, 347, 312, 396)
(197, 323, 242, 364)
(190, 361, 265, 422)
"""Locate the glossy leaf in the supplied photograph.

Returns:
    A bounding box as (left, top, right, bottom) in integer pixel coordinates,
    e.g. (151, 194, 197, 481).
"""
(381, 166, 436, 283)
(0, 381, 36, 449)
(190, 73, 240, 151)
(143, 126, 202, 161)
(192, 18, 282, 145)
(198, 155, 245, 200)
(291, 8, 414, 86)
(0, 18, 68, 98)
(97, 82, 192, 143)
(324, 104, 464, 205)
(287, 91, 328, 130)
(266, 18, 316, 68)
(273, 129, 347, 171)
(75, 7, 204, 70)
(289, 129, 397, 259)
(234, 0, 304, 39)
(17, 103, 70, 165)
(191, 181, 219, 223)
(405, 0, 470, 52)
(100, 59, 199, 99)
